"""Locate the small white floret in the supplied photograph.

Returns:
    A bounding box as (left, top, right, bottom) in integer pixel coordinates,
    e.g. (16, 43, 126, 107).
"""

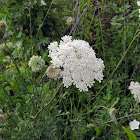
(41, 0, 46, 5)
(61, 35, 72, 43)
(129, 119, 140, 130)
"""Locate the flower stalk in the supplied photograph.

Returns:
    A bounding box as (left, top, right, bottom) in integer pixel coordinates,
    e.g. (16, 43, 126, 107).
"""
(109, 108, 122, 131)
(34, 82, 63, 119)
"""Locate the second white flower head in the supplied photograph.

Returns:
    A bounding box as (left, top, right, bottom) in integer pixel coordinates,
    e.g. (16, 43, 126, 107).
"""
(28, 55, 45, 72)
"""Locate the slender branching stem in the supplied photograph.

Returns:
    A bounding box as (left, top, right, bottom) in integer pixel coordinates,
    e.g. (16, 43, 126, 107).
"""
(37, 0, 54, 36)
(34, 82, 63, 119)
(60, 30, 140, 138)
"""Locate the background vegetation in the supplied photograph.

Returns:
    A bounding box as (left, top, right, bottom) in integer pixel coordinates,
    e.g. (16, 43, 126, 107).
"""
(0, 0, 140, 139)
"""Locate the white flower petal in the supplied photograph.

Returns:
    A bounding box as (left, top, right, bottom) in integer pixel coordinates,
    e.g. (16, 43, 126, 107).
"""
(129, 119, 140, 130)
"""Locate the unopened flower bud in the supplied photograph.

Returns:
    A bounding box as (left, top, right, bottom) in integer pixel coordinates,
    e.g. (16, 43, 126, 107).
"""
(0, 21, 6, 39)
(109, 108, 122, 131)
(0, 115, 5, 122)
(109, 108, 117, 116)
(87, 123, 94, 128)
(66, 17, 73, 24)
(46, 65, 62, 78)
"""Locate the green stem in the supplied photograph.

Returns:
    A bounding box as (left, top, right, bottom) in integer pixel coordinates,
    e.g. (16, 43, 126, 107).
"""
(0, 95, 10, 105)
(34, 82, 63, 119)
(32, 74, 37, 112)
(72, 22, 79, 33)
(28, 6, 33, 55)
(13, 58, 37, 113)
(49, 83, 63, 112)
(60, 30, 140, 138)
(1, 86, 13, 103)
(90, 31, 140, 103)
(37, 0, 54, 36)
(94, 105, 110, 111)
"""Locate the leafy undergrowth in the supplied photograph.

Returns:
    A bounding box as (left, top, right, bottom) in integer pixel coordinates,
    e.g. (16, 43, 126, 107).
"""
(0, 0, 140, 139)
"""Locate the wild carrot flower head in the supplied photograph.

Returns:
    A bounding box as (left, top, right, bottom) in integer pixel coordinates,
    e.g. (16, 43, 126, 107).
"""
(129, 81, 140, 102)
(28, 55, 45, 72)
(48, 35, 105, 92)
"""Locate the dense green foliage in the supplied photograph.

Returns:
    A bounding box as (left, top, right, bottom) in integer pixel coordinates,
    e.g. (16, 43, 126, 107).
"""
(0, 0, 140, 139)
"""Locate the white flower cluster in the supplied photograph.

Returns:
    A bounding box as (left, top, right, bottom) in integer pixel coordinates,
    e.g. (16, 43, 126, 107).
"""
(129, 81, 140, 102)
(48, 35, 105, 92)
(28, 55, 45, 72)
(137, 1, 140, 17)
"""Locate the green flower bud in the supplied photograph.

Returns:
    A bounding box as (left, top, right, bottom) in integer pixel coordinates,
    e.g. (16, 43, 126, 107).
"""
(28, 55, 45, 72)
(0, 21, 6, 39)
(109, 108, 117, 116)
(109, 108, 122, 131)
